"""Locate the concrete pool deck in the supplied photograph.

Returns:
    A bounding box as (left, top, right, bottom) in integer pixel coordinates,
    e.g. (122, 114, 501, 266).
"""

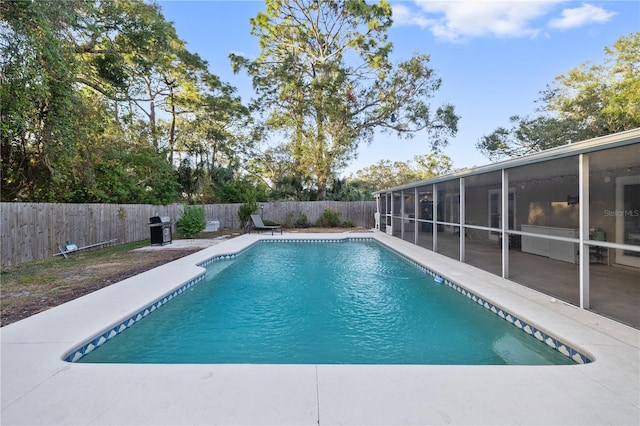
(1, 232, 638, 425)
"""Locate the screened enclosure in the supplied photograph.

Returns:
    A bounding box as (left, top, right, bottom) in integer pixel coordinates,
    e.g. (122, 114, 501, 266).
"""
(374, 129, 640, 328)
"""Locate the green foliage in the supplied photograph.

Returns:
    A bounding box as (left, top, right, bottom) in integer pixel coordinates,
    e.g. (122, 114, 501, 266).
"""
(351, 153, 454, 191)
(544, 32, 640, 134)
(213, 173, 269, 203)
(284, 211, 309, 228)
(325, 178, 373, 201)
(177, 162, 268, 204)
(1, 0, 81, 201)
(176, 205, 206, 238)
(316, 208, 341, 228)
(341, 219, 355, 228)
(233, 0, 458, 200)
(296, 212, 309, 228)
(477, 32, 640, 161)
(0, 0, 251, 203)
(476, 116, 582, 162)
(0, 0, 461, 204)
(1, 0, 462, 203)
(237, 200, 258, 230)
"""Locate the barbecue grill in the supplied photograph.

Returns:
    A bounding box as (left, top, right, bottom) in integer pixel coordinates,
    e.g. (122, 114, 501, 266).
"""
(148, 216, 172, 245)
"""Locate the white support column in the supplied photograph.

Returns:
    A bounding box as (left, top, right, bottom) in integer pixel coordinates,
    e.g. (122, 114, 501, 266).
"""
(432, 184, 438, 252)
(400, 190, 405, 239)
(389, 193, 393, 235)
(460, 178, 466, 262)
(375, 195, 380, 231)
(415, 187, 419, 245)
(502, 169, 509, 278)
(579, 154, 590, 309)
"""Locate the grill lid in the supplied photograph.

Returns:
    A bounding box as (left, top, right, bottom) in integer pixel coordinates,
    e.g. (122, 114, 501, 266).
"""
(149, 216, 171, 224)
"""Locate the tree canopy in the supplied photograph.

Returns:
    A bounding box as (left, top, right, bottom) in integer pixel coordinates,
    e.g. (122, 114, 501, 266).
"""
(4, 2, 635, 204)
(350, 153, 453, 194)
(477, 32, 640, 161)
(1, 0, 254, 204)
(232, 0, 459, 199)
(1, 0, 457, 204)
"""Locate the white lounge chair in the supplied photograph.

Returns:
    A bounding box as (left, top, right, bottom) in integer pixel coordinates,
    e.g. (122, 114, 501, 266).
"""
(250, 214, 283, 235)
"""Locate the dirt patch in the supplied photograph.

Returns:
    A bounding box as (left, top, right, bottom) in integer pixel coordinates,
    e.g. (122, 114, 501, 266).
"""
(1, 246, 199, 327)
(0, 227, 369, 327)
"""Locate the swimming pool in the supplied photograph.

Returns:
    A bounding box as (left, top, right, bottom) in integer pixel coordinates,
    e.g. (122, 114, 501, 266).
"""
(73, 240, 582, 365)
(10, 233, 639, 425)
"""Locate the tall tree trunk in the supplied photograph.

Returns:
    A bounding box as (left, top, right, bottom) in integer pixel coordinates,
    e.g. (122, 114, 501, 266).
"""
(147, 81, 158, 151)
(314, 96, 328, 201)
(168, 86, 176, 165)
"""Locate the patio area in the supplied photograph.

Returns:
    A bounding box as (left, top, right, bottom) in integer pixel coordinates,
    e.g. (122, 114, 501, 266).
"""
(399, 229, 640, 329)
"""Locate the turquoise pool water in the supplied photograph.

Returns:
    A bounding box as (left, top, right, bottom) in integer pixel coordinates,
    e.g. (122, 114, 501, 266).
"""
(79, 241, 575, 365)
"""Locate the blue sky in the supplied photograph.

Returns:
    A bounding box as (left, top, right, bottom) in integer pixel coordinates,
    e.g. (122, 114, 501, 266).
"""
(157, 0, 639, 176)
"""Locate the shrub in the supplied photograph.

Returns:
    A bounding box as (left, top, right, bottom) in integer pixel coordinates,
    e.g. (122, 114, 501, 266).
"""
(176, 205, 206, 238)
(295, 212, 309, 228)
(341, 219, 355, 228)
(284, 211, 309, 228)
(283, 212, 295, 228)
(316, 208, 340, 227)
(237, 200, 258, 231)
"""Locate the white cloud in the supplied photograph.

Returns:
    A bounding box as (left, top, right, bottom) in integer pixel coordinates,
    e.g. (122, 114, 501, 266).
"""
(392, 3, 432, 29)
(548, 4, 616, 30)
(392, 1, 614, 42)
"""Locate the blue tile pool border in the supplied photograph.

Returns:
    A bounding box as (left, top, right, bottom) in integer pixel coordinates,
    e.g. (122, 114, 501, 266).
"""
(63, 238, 592, 364)
(395, 255, 592, 364)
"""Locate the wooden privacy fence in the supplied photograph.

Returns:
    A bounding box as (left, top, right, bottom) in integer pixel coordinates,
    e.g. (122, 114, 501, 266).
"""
(0, 201, 376, 266)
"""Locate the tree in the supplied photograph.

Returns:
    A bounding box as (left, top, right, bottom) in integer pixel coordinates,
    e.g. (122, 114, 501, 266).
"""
(325, 177, 373, 201)
(543, 32, 640, 135)
(476, 115, 587, 162)
(246, 142, 317, 200)
(1, 0, 248, 203)
(477, 32, 640, 161)
(413, 153, 454, 178)
(172, 76, 251, 169)
(350, 153, 453, 193)
(1, 0, 81, 201)
(232, 0, 458, 200)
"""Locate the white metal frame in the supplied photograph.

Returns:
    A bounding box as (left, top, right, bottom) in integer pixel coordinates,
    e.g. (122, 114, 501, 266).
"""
(373, 130, 640, 314)
(615, 175, 640, 268)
